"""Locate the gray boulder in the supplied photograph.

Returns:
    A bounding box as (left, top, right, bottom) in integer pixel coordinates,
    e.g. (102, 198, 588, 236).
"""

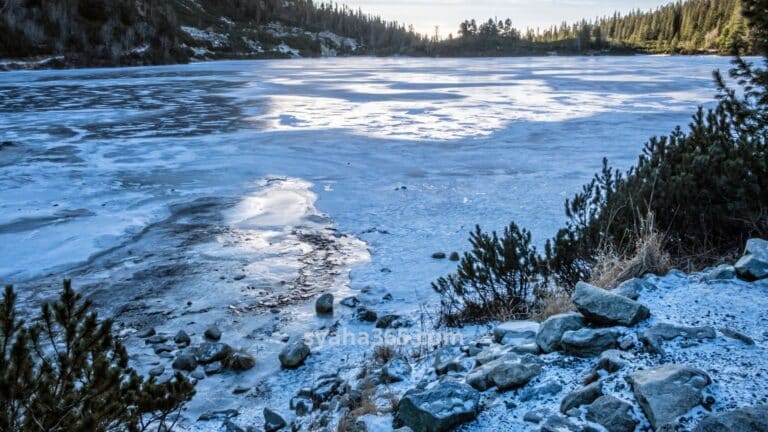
(493, 320, 539, 343)
(627, 364, 711, 430)
(171, 350, 198, 371)
(279, 339, 311, 369)
(487, 354, 543, 390)
(493, 320, 540, 354)
(641, 323, 716, 354)
(433, 346, 469, 375)
(560, 381, 603, 414)
(586, 395, 638, 432)
(519, 380, 564, 402)
(536, 313, 586, 353)
(614, 278, 653, 300)
(383, 356, 412, 383)
(264, 407, 287, 432)
(475, 345, 513, 365)
(395, 380, 480, 432)
(467, 353, 542, 391)
(315, 293, 334, 314)
(693, 405, 768, 432)
(561, 327, 623, 357)
(701, 264, 737, 281)
(735, 238, 768, 280)
(572, 282, 650, 326)
(196, 342, 234, 364)
(595, 349, 634, 373)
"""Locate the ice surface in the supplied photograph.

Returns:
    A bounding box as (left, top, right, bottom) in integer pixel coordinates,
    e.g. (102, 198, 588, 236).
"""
(0, 56, 745, 429)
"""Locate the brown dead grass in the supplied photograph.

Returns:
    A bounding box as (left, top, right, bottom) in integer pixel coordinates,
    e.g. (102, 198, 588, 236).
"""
(372, 345, 396, 365)
(590, 212, 671, 288)
(533, 289, 576, 322)
(337, 365, 399, 432)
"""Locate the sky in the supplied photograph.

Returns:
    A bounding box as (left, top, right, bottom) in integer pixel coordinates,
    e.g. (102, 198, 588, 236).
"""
(340, 0, 670, 38)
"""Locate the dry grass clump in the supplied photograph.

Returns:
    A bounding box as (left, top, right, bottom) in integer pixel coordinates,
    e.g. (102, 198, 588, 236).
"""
(533, 289, 576, 322)
(337, 366, 398, 432)
(590, 213, 671, 288)
(372, 345, 396, 365)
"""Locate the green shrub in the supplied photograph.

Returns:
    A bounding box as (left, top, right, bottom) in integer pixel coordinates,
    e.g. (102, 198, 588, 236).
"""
(434, 0, 767, 325)
(432, 224, 548, 326)
(0, 280, 195, 431)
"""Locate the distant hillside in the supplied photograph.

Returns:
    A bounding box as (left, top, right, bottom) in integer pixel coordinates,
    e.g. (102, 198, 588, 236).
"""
(0, 0, 427, 69)
(1, 0, 762, 69)
(440, 0, 759, 56)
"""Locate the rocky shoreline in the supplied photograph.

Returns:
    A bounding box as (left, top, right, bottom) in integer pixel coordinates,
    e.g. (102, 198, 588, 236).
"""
(205, 239, 768, 432)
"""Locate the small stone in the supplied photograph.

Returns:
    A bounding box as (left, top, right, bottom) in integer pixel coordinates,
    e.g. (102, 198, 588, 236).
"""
(315, 293, 334, 314)
(376, 314, 410, 329)
(172, 351, 198, 371)
(523, 408, 550, 424)
(204, 361, 223, 375)
(145, 334, 167, 344)
(595, 349, 633, 373)
(233, 386, 250, 394)
(432, 252, 447, 259)
(233, 274, 246, 280)
(264, 408, 287, 432)
(586, 395, 638, 432)
(190, 370, 205, 380)
(279, 339, 310, 369)
(291, 396, 313, 416)
(382, 293, 394, 301)
(226, 350, 256, 371)
(356, 307, 378, 322)
(174, 330, 191, 346)
(153, 344, 174, 354)
(137, 328, 156, 338)
(560, 381, 603, 414)
(642, 323, 716, 355)
(519, 380, 563, 402)
(561, 327, 623, 357)
(148, 366, 164, 377)
(204, 325, 222, 341)
(341, 296, 360, 308)
(720, 327, 756, 345)
(449, 252, 460, 261)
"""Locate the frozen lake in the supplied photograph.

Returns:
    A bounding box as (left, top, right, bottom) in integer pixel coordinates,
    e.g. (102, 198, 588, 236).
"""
(0, 55, 738, 428)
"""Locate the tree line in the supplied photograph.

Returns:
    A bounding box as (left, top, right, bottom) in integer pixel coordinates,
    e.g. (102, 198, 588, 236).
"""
(444, 0, 758, 55)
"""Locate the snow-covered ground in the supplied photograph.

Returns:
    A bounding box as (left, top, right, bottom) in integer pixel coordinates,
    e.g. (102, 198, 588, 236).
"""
(0, 56, 754, 430)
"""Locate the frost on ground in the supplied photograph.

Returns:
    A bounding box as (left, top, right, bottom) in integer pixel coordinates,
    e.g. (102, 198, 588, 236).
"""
(1, 57, 762, 430)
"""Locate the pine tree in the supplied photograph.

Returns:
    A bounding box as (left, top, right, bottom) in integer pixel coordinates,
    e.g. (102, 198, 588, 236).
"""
(0, 280, 195, 432)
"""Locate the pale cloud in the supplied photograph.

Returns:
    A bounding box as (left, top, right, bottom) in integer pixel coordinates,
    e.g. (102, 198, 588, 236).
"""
(341, 0, 668, 37)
